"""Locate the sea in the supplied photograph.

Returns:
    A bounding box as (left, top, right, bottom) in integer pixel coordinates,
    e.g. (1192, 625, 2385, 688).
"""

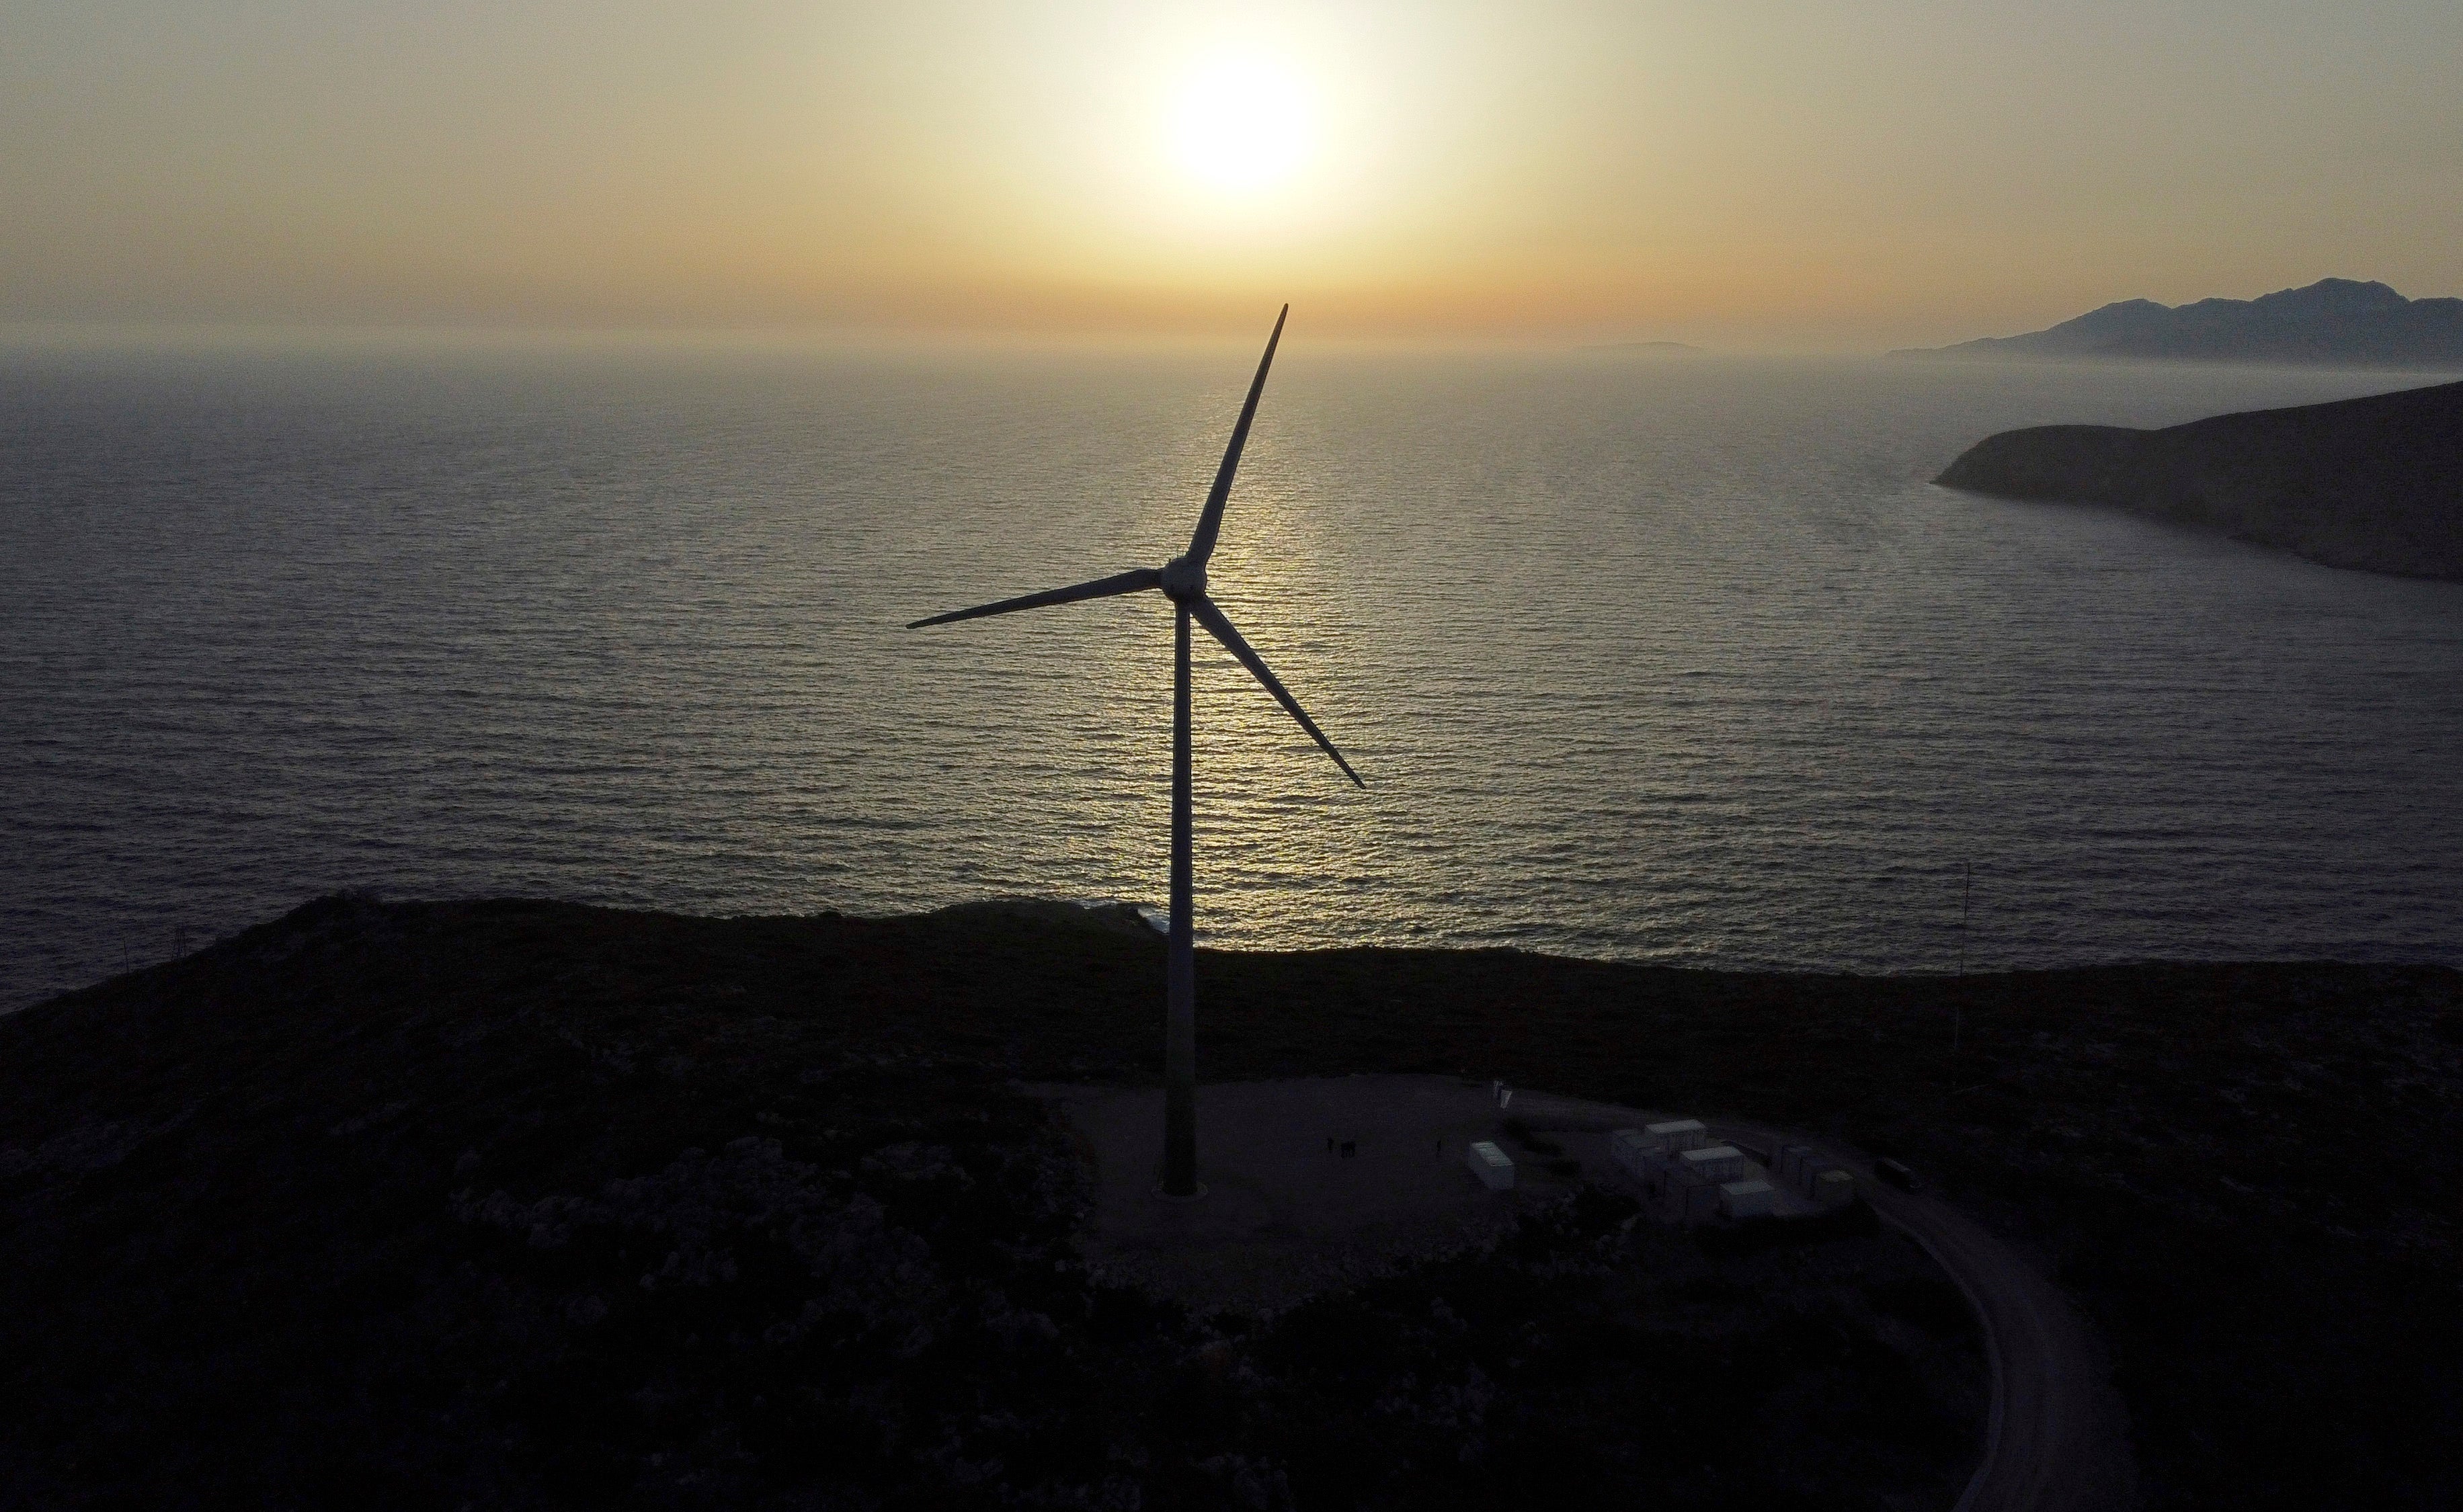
(5, 333, 2460, 1010)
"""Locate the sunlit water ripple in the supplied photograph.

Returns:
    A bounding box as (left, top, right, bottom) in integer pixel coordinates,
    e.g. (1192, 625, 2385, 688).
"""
(5, 339, 2460, 1009)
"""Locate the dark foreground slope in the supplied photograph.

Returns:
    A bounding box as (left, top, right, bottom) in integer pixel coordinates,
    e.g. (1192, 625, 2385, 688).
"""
(1895, 278, 2463, 366)
(5, 896, 2460, 1510)
(1937, 379, 2463, 579)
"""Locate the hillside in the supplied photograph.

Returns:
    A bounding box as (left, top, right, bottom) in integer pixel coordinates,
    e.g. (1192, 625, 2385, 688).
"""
(4, 896, 2460, 1508)
(1895, 278, 2463, 367)
(1935, 379, 2463, 579)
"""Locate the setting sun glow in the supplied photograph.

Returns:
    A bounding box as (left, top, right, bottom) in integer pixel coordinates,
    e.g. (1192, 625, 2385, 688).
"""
(5, 1, 2461, 343)
(1168, 54, 1317, 200)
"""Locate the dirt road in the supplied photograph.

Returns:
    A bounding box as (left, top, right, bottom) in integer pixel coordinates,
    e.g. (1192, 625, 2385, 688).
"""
(1048, 1079, 2136, 1511)
(1709, 1117, 2137, 1512)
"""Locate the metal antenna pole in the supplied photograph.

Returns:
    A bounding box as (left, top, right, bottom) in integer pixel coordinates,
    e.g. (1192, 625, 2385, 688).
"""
(1957, 861, 1972, 980)
(1954, 861, 1971, 1068)
(1162, 604, 1199, 1195)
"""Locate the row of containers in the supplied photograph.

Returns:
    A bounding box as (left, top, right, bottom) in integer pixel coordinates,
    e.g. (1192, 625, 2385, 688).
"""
(1609, 1120, 1857, 1222)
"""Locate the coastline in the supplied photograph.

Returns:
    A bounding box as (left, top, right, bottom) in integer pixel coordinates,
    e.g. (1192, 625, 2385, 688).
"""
(1935, 378, 2463, 581)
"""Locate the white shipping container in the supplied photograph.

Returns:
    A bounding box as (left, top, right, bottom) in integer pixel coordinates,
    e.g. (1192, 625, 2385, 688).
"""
(1720, 1179, 1776, 1218)
(1467, 1140, 1517, 1191)
(1645, 1119, 1709, 1152)
(1680, 1145, 1749, 1183)
(1610, 1128, 1652, 1175)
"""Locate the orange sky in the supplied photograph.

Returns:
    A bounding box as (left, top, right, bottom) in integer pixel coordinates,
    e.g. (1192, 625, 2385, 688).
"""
(7, 1, 2462, 349)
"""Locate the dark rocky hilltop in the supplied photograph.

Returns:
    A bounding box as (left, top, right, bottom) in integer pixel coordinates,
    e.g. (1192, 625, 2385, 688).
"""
(4, 895, 2460, 1509)
(1896, 278, 2463, 367)
(1936, 379, 2463, 580)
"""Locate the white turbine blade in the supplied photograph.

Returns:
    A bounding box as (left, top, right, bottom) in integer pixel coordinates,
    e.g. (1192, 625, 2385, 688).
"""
(1184, 304, 1289, 567)
(1190, 595, 1364, 788)
(907, 567, 1162, 629)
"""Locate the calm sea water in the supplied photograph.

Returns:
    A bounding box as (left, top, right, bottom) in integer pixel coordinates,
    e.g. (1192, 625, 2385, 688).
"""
(5, 335, 2461, 1010)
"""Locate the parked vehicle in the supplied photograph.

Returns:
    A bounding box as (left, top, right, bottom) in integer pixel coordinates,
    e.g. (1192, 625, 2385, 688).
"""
(1875, 1158, 1920, 1192)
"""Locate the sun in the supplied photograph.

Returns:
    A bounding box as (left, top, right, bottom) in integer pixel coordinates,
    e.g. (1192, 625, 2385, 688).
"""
(1168, 53, 1318, 199)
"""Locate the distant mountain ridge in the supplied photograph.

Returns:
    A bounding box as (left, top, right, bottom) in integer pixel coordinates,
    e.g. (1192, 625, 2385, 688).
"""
(1897, 279, 2463, 367)
(1935, 379, 2463, 581)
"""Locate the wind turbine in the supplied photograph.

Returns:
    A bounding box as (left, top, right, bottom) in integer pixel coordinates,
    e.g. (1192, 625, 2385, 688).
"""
(907, 305, 1363, 1199)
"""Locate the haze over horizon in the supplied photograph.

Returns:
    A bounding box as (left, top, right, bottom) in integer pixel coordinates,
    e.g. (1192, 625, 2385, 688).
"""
(7, 1, 2463, 349)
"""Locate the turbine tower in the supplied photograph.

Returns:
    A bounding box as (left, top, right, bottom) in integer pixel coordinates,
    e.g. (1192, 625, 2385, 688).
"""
(907, 305, 1363, 1198)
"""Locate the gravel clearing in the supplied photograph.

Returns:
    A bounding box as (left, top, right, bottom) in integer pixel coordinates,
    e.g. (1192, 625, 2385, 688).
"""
(1033, 1075, 1640, 1314)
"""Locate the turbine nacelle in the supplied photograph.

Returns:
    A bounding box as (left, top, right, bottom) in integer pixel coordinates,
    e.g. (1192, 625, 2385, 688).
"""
(1159, 554, 1207, 602)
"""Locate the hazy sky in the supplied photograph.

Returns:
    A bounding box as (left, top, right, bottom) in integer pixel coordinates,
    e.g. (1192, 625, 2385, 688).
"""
(7, 1, 2461, 346)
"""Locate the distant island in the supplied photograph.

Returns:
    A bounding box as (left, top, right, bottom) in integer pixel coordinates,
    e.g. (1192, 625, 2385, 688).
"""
(1894, 278, 2463, 368)
(1936, 379, 2463, 580)
(1582, 339, 1703, 353)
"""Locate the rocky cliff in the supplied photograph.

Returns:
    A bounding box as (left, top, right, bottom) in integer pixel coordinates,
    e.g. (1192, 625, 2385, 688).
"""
(6, 896, 2460, 1509)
